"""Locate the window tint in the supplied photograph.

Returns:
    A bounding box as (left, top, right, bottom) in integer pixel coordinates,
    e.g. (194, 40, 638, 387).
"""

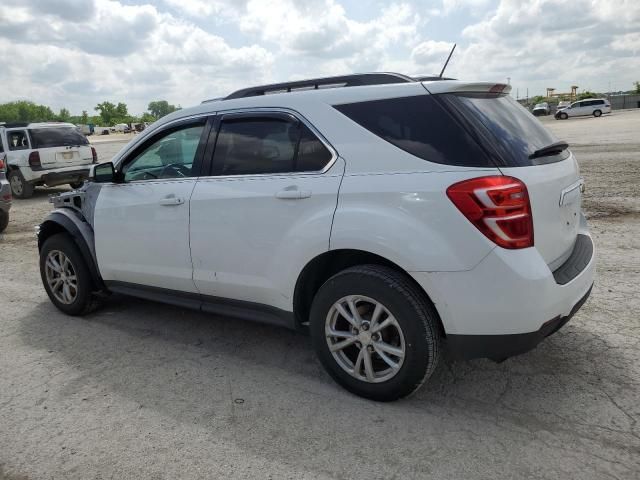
(213, 118, 297, 175)
(334, 95, 494, 167)
(438, 93, 567, 166)
(0, 136, 4, 153)
(297, 124, 332, 171)
(122, 124, 204, 182)
(212, 117, 332, 175)
(7, 130, 29, 151)
(30, 127, 89, 148)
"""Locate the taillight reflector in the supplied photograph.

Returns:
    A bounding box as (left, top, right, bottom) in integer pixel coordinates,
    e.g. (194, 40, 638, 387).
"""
(29, 151, 41, 167)
(447, 176, 534, 249)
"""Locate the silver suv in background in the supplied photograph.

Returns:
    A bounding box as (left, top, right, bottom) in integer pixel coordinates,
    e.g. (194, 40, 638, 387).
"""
(555, 98, 611, 120)
(0, 150, 11, 233)
(0, 122, 97, 198)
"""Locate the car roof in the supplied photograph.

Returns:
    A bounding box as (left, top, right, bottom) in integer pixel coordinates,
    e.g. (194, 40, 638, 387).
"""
(0, 122, 77, 129)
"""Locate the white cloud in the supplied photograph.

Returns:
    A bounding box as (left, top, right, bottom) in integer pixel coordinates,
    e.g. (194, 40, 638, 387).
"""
(0, 0, 637, 114)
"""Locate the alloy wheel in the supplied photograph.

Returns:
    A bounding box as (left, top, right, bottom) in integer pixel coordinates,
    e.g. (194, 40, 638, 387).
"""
(325, 295, 406, 383)
(45, 250, 78, 304)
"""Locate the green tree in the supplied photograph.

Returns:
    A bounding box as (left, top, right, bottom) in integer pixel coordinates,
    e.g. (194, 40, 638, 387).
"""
(58, 108, 71, 122)
(140, 112, 156, 123)
(147, 100, 178, 119)
(80, 110, 89, 124)
(95, 101, 118, 126)
(0, 101, 56, 123)
(576, 91, 598, 101)
(634, 81, 640, 94)
(116, 102, 128, 118)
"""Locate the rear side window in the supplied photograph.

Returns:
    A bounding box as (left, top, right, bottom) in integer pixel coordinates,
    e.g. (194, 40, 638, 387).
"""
(437, 93, 568, 166)
(334, 95, 494, 167)
(30, 127, 89, 149)
(7, 130, 30, 151)
(212, 116, 332, 175)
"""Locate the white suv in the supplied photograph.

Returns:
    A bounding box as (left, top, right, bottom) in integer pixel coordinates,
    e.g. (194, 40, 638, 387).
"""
(0, 122, 97, 198)
(555, 98, 611, 119)
(37, 73, 595, 401)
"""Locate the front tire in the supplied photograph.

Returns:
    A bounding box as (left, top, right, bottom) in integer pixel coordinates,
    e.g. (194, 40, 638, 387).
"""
(559, 112, 568, 120)
(310, 265, 441, 401)
(69, 181, 84, 189)
(593, 109, 602, 117)
(40, 233, 97, 315)
(8, 170, 34, 199)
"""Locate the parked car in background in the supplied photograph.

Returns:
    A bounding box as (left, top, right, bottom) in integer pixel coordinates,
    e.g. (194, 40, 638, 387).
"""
(555, 98, 611, 119)
(78, 124, 95, 136)
(0, 151, 12, 232)
(0, 122, 98, 198)
(532, 102, 550, 116)
(38, 73, 594, 401)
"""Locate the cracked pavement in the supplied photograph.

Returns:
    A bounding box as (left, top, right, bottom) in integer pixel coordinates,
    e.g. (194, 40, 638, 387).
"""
(1, 112, 639, 479)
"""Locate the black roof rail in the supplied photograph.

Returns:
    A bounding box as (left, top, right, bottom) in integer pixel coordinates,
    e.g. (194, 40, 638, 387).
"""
(224, 72, 415, 100)
(0, 122, 30, 128)
(414, 75, 457, 81)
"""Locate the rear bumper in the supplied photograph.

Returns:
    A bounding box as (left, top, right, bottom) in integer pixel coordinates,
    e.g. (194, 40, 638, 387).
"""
(23, 166, 91, 186)
(410, 223, 595, 359)
(445, 284, 592, 361)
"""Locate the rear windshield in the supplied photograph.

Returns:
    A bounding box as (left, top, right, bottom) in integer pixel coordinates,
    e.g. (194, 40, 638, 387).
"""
(29, 127, 89, 149)
(436, 93, 568, 166)
(334, 95, 494, 168)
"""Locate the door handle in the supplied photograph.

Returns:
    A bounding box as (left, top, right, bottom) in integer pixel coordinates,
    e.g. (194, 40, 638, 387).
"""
(159, 195, 185, 206)
(275, 187, 312, 200)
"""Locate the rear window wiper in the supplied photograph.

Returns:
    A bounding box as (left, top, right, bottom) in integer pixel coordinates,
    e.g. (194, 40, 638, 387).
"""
(529, 141, 569, 159)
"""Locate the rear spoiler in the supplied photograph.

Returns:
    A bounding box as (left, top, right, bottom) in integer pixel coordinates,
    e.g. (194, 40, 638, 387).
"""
(422, 81, 512, 95)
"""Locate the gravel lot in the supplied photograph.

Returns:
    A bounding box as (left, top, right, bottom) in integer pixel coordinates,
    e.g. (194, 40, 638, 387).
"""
(1, 111, 639, 480)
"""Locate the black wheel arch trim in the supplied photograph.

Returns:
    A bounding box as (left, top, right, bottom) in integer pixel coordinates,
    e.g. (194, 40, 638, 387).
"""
(38, 210, 105, 290)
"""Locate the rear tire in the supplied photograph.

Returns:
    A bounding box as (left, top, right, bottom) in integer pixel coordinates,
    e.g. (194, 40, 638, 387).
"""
(40, 233, 97, 315)
(8, 170, 34, 199)
(593, 109, 602, 117)
(310, 265, 441, 401)
(0, 210, 8, 233)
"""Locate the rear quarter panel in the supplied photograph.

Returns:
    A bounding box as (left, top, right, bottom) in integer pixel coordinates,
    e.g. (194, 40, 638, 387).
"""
(330, 170, 500, 272)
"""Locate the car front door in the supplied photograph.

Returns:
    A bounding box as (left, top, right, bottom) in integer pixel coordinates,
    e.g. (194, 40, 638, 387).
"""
(189, 111, 343, 312)
(570, 101, 586, 117)
(94, 116, 211, 292)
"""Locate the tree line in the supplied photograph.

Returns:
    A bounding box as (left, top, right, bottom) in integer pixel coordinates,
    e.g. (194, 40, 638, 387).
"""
(0, 100, 180, 126)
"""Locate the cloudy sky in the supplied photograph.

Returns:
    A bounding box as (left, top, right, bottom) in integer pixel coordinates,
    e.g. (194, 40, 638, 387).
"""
(0, 0, 638, 115)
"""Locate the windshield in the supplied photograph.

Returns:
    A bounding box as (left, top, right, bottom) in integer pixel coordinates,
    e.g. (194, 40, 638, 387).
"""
(29, 127, 89, 148)
(437, 93, 569, 166)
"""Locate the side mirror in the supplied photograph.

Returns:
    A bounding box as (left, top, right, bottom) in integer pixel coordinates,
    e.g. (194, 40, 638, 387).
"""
(90, 162, 115, 183)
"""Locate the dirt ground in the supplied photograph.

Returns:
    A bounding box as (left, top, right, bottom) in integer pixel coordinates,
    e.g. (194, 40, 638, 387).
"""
(0, 111, 638, 479)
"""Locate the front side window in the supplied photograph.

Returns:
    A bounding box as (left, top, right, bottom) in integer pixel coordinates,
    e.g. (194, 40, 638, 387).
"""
(29, 127, 89, 148)
(212, 116, 332, 175)
(7, 130, 29, 151)
(122, 123, 204, 182)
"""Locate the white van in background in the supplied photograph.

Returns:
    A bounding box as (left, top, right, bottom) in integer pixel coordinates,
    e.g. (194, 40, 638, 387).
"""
(555, 98, 611, 119)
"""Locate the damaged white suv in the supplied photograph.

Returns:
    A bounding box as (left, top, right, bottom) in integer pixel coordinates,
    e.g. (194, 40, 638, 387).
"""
(38, 73, 594, 401)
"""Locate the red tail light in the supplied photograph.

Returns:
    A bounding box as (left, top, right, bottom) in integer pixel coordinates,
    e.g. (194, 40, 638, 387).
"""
(447, 176, 534, 249)
(91, 146, 98, 163)
(29, 151, 41, 167)
(0, 155, 5, 171)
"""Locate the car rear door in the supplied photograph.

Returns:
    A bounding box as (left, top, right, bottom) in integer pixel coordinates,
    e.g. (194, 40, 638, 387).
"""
(189, 111, 343, 311)
(94, 116, 212, 292)
(29, 127, 93, 167)
(433, 90, 583, 269)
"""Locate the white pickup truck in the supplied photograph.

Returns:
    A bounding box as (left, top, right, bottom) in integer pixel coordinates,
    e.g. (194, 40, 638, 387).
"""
(0, 122, 97, 198)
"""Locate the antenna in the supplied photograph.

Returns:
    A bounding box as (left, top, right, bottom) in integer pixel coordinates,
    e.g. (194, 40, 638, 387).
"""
(439, 43, 457, 79)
